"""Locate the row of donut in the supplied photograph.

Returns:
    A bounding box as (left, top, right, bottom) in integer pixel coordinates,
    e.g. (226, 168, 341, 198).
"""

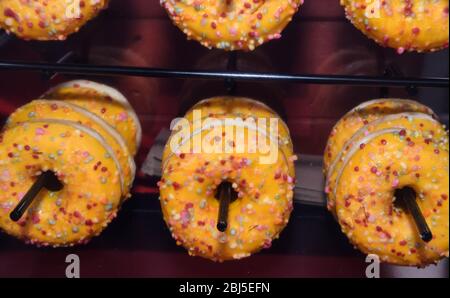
(324, 99, 449, 266)
(0, 80, 141, 246)
(0, 81, 448, 267)
(0, 1, 448, 53)
(158, 96, 449, 266)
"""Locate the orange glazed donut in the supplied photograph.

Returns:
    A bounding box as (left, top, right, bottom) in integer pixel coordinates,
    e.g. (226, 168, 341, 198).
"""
(0, 120, 123, 246)
(6, 100, 136, 198)
(42, 80, 142, 156)
(161, 0, 304, 51)
(341, 0, 449, 53)
(324, 99, 449, 266)
(159, 97, 297, 261)
(324, 99, 437, 193)
(0, 0, 109, 41)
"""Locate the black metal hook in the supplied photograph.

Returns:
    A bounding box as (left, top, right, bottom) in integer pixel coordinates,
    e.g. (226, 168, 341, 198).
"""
(397, 187, 433, 243)
(10, 171, 64, 222)
(216, 182, 237, 232)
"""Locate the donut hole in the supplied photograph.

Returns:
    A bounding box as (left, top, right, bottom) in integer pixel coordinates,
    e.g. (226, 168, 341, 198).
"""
(214, 181, 239, 203)
(42, 171, 64, 192)
(393, 186, 417, 214)
(393, 186, 434, 243)
(214, 181, 239, 232)
(29, 170, 64, 192)
(9, 171, 64, 222)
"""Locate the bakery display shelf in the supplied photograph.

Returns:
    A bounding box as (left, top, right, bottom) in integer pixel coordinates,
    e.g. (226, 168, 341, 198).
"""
(0, 60, 448, 89)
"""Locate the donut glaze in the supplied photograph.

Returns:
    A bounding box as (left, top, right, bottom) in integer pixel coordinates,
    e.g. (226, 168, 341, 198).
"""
(341, 0, 449, 53)
(335, 127, 449, 266)
(42, 80, 142, 156)
(0, 0, 109, 40)
(327, 113, 448, 214)
(324, 99, 436, 177)
(161, 0, 304, 51)
(0, 120, 122, 246)
(7, 100, 136, 198)
(324, 99, 449, 266)
(181, 97, 294, 164)
(159, 97, 297, 261)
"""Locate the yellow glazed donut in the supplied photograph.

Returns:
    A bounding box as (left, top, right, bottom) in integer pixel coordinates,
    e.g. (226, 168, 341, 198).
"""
(0, 0, 109, 41)
(327, 112, 448, 214)
(0, 120, 123, 246)
(6, 100, 136, 198)
(324, 99, 437, 179)
(334, 126, 449, 266)
(324, 100, 449, 266)
(159, 97, 297, 261)
(341, 0, 449, 53)
(42, 80, 142, 156)
(161, 0, 304, 51)
(181, 97, 294, 165)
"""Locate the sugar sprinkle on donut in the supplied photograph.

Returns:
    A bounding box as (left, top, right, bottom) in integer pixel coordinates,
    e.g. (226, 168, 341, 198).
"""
(161, 0, 304, 51)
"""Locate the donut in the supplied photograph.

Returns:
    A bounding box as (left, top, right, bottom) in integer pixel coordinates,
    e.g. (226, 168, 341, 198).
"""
(6, 100, 136, 198)
(159, 97, 297, 261)
(42, 80, 142, 156)
(327, 112, 447, 215)
(0, 119, 123, 246)
(341, 0, 449, 53)
(0, 0, 109, 41)
(324, 99, 437, 187)
(182, 97, 293, 160)
(324, 99, 449, 266)
(160, 0, 304, 51)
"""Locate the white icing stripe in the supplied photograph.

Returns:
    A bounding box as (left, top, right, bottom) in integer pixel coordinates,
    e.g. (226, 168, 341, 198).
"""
(347, 98, 437, 119)
(189, 97, 291, 138)
(36, 100, 137, 183)
(327, 112, 438, 184)
(192, 97, 277, 117)
(185, 113, 291, 149)
(42, 80, 142, 150)
(333, 127, 404, 199)
(188, 114, 291, 142)
(27, 119, 124, 196)
(163, 118, 290, 171)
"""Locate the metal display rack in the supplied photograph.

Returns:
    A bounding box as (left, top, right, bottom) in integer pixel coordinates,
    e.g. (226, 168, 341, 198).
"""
(0, 28, 448, 91)
(0, 37, 448, 233)
(1, 49, 446, 242)
(0, 59, 449, 88)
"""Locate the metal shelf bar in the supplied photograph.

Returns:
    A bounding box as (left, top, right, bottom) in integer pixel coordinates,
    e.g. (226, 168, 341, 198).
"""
(0, 60, 448, 88)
